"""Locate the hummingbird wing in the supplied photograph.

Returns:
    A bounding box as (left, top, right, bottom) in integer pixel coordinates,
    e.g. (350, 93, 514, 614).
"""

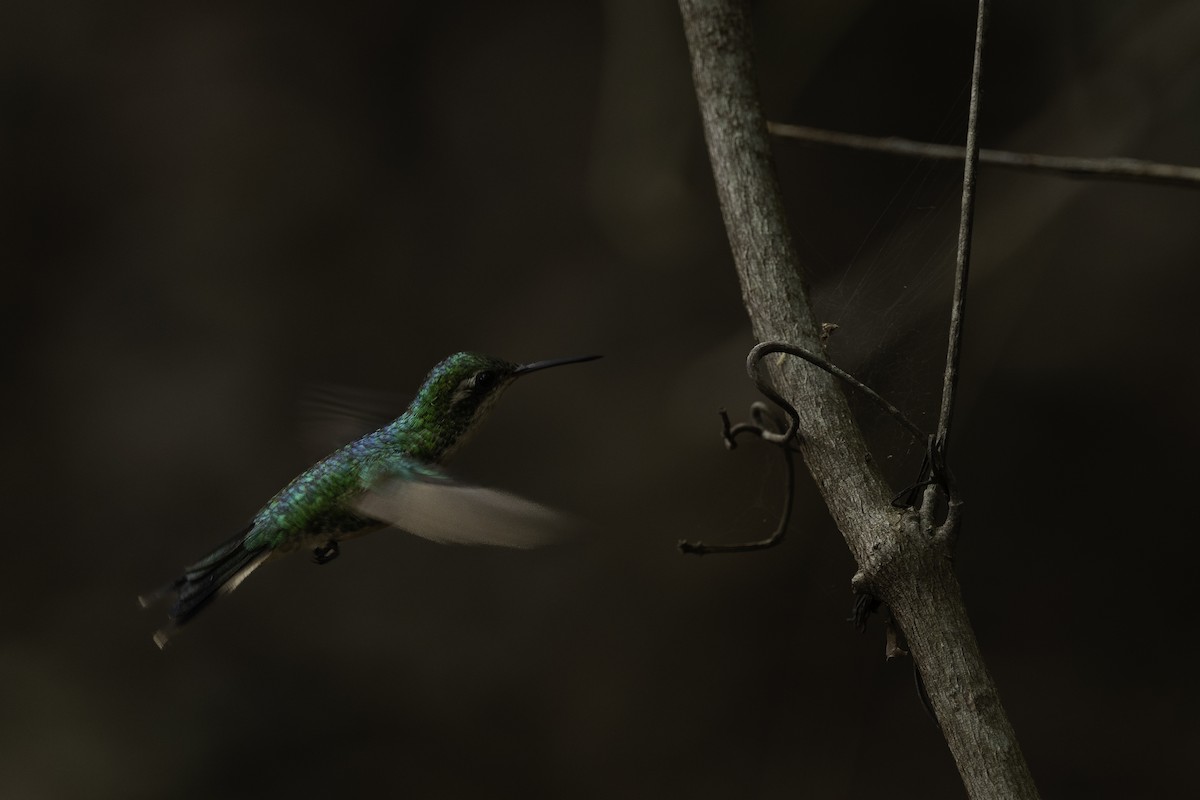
(350, 468, 574, 549)
(298, 383, 409, 456)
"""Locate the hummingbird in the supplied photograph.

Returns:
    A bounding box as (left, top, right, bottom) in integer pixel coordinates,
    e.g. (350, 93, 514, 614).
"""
(140, 351, 600, 648)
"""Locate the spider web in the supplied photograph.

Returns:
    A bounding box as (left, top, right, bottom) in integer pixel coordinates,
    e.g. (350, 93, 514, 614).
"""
(792, 92, 972, 490)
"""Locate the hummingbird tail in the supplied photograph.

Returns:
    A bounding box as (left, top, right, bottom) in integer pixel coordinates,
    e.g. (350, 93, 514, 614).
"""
(139, 525, 270, 649)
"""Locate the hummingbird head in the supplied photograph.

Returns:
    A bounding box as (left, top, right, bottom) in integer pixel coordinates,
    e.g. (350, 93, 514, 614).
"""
(407, 351, 600, 461)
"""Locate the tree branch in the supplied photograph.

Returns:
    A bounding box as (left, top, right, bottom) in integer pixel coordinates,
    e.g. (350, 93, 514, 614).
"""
(676, 1, 1040, 797)
(768, 122, 1200, 189)
(921, 0, 987, 539)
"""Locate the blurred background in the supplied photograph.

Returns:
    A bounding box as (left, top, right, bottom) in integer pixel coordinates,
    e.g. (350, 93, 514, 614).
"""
(3, 0, 1198, 797)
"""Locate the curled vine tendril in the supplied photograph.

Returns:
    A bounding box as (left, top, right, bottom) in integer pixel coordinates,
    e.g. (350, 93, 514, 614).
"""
(679, 341, 952, 556)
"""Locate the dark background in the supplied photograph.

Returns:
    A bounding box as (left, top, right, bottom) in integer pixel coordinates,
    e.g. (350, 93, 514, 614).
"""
(4, 1, 1198, 797)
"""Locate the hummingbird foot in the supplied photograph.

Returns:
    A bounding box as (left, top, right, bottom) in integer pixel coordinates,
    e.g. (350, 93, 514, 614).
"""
(311, 540, 340, 565)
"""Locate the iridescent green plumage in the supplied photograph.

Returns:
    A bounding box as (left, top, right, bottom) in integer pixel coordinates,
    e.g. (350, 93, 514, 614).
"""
(141, 351, 598, 648)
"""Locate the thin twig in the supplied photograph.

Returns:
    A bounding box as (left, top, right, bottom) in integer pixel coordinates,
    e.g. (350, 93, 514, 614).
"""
(922, 0, 987, 535)
(768, 122, 1200, 190)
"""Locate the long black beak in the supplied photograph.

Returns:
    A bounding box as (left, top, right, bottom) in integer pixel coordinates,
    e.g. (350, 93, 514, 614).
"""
(513, 354, 602, 376)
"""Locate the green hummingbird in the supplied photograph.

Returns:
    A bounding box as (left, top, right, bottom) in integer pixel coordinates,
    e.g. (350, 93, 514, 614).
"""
(140, 351, 600, 648)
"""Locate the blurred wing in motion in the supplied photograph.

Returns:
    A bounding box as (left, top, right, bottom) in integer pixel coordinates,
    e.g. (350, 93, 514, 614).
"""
(351, 475, 575, 549)
(299, 383, 408, 456)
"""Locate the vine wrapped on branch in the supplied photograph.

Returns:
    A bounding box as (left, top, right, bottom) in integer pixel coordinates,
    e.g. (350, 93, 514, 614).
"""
(676, 1, 1040, 798)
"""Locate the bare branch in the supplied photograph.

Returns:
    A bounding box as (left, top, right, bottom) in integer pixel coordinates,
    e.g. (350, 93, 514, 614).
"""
(769, 122, 1200, 189)
(937, 0, 986, 460)
(677, 0, 1039, 797)
(920, 0, 988, 541)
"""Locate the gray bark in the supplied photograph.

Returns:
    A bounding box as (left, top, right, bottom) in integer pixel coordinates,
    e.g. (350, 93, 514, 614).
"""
(676, 2, 1041, 798)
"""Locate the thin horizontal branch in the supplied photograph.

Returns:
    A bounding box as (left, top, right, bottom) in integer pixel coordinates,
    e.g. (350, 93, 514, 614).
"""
(768, 121, 1200, 189)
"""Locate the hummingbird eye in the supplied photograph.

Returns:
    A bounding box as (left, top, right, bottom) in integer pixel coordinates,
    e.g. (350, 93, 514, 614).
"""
(472, 370, 496, 390)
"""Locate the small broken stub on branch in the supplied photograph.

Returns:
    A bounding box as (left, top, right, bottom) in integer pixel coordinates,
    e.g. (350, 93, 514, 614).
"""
(885, 617, 909, 660)
(852, 587, 909, 660)
(850, 588, 880, 632)
(820, 322, 839, 343)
